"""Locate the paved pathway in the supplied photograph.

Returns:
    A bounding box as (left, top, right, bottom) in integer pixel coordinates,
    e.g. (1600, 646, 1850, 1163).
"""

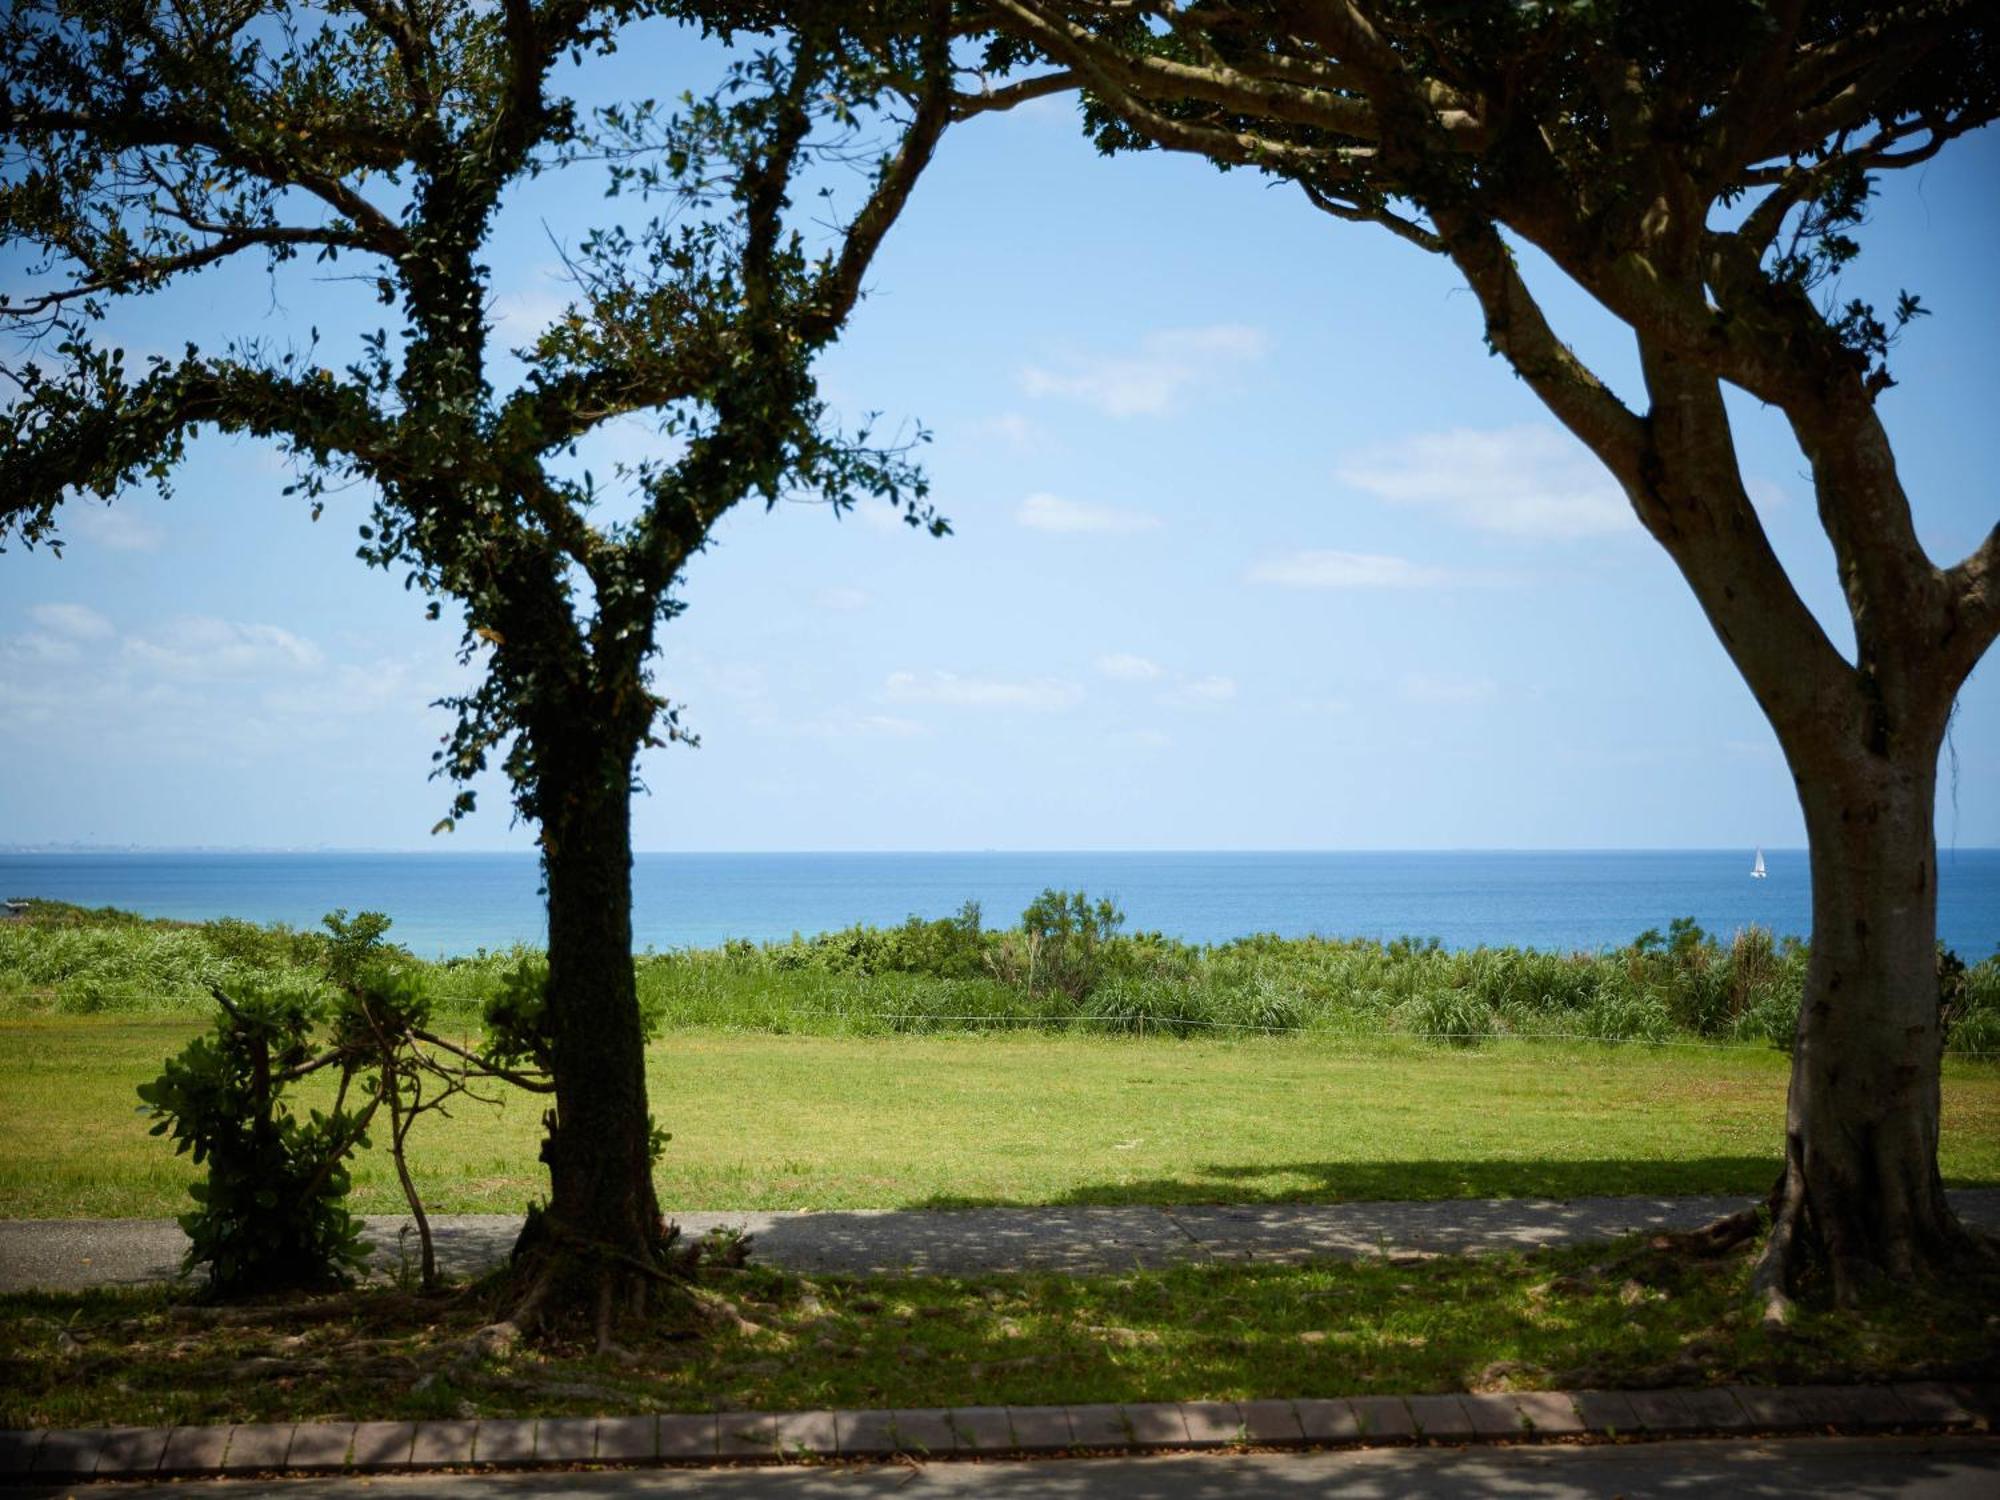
(4, 1190, 1999, 1292)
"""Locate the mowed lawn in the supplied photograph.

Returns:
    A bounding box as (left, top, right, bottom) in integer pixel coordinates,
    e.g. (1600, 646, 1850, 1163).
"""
(3, 1018, 1997, 1218)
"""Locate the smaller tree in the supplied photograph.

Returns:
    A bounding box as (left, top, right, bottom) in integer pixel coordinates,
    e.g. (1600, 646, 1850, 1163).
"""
(139, 974, 375, 1296)
(140, 911, 553, 1296)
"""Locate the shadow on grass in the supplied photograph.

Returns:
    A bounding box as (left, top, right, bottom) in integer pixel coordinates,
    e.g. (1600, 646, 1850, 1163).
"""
(709, 1165, 2000, 1280)
(912, 1155, 1791, 1209)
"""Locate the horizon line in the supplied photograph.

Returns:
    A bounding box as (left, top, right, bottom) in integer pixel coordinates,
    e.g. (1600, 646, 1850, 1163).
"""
(8, 844, 1998, 856)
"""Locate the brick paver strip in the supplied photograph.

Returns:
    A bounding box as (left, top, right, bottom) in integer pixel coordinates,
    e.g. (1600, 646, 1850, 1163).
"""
(472, 1419, 537, 1468)
(1294, 1398, 1363, 1444)
(283, 1423, 354, 1472)
(535, 1416, 598, 1462)
(2, 1380, 1988, 1482)
(770, 1412, 836, 1460)
(656, 1413, 717, 1461)
(595, 1416, 658, 1464)
(1459, 1393, 1531, 1438)
(1006, 1405, 1073, 1453)
(348, 1421, 416, 1471)
(158, 1423, 231, 1476)
(28, 1429, 106, 1479)
(1237, 1398, 1305, 1445)
(1508, 1392, 1587, 1438)
(0, 1432, 43, 1477)
(1572, 1389, 1643, 1436)
(1730, 1384, 1866, 1430)
(831, 1410, 897, 1457)
(1179, 1402, 1246, 1448)
(1736, 1383, 1900, 1431)
(220, 1423, 297, 1474)
(1124, 1404, 1189, 1447)
(886, 1409, 957, 1456)
(945, 1406, 1013, 1453)
(717, 1415, 780, 1459)
(1623, 1388, 1727, 1435)
(1067, 1404, 1130, 1449)
(410, 1420, 479, 1468)
(1407, 1394, 1477, 1442)
(94, 1426, 174, 1477)
(1348, 1396, 1416, 1442)
(1889, 1382, 1977, 1426)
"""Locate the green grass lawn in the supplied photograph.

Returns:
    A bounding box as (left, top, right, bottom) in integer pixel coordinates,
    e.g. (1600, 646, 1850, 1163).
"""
(6, 1239, 1997, 1429)
(4, 1018, 1998, 1218)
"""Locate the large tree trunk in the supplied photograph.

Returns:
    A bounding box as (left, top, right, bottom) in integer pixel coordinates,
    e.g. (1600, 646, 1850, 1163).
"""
(1756, 726, 1973, 1312)
(511, 733, 666, 1339)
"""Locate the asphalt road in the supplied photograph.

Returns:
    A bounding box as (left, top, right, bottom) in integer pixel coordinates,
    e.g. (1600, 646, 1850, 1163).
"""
(8, 1437, 1997, 1499)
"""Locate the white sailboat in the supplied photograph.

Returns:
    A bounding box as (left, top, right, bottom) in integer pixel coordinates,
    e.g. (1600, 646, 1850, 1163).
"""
(1751, 848, 1768, 879)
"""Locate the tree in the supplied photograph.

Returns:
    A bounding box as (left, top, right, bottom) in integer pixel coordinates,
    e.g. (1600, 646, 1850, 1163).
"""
(982, 0, 1999, 1310)
(0, 0, 966, 1336)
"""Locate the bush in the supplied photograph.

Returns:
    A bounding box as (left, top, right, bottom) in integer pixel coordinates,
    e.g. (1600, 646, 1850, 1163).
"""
(1396, 988, 1499, 1048)
(136, 973, 371, 1295)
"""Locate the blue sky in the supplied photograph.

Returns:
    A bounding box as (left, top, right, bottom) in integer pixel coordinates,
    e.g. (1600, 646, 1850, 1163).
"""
(3, 28, 1997, 852)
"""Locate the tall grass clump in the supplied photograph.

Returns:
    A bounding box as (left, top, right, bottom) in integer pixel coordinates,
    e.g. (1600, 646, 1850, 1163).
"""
(6, 896, 1995, 1057)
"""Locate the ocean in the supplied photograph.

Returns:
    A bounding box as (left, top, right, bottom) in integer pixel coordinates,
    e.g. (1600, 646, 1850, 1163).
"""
(3, 849, 1997, 960)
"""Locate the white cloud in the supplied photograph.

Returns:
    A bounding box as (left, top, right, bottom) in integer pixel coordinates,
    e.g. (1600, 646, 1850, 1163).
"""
(3, 633, 80, 665)
(1401, 672, 1498, 706)
(885, 670, 1083, 711)
(124, 617, 324, 680)
(1021, 324, 1270, 417)
(1248, 549, 1451, 589)
(797, 710, 930, 741)
(1337, 426, 1637, 540)
(1017, 493, 1161, 535)
(1096, 653, 1165, 682)
(30, 603, 115, 640)
(65, 504, 166, 552)
(814, 587, 869, 613)
(1160, 674, 1238, 707)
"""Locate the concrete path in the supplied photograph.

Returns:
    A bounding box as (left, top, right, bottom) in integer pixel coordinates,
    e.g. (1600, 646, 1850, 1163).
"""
(5, 1190, 1999, 1292)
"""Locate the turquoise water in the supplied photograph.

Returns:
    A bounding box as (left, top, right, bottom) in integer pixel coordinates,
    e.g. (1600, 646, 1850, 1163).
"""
(4, 849, 1996, 959)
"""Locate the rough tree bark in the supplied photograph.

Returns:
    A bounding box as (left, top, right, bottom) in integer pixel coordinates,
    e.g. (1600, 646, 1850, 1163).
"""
(1765, 726, 1964, 1310)
(512, 727, 667, 1333)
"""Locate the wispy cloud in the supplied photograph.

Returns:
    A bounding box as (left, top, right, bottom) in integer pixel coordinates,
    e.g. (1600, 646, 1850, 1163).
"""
(124, 617, 323, 680)
(1400, 672, 1499, 706)
(1096, 652, 1165, 682)
(1337, 426, 1636, 540)
(885, 670, 1084, 711)
(794, 709, 930, 741)
(1021, 324, 1269, 417)
(1016, 493, 1162, 535)
(1247, 549, 1450, 589)
(1160, 674, 1237, 707)
(29, 603, 114, 641)
(65, 503, 166, 552)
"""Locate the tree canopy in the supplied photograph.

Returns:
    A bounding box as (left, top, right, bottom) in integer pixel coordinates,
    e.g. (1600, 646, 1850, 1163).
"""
(979, 0, 2000, 1309)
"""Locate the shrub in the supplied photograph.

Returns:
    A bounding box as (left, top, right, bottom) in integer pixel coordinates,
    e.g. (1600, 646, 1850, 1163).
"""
(136, 973, 371, 1295)
(1396, 988, 1498, 1048)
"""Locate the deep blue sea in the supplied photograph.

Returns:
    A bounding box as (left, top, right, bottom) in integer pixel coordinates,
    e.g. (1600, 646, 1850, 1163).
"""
(3, 849, 1996, 959)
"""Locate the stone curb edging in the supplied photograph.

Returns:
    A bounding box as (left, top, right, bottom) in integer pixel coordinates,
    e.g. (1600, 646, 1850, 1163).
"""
(2, 1382, 1994, 1484)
